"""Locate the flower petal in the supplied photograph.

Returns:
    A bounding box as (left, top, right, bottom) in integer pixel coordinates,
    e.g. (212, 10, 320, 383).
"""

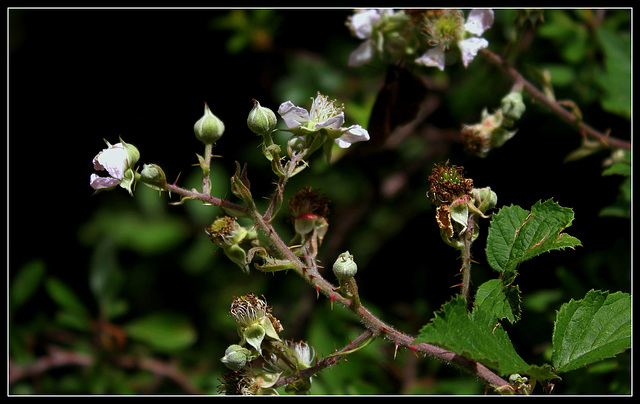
(348, 39, 376, 67)
(277, 101, 310, 129)
(350, 9, 381, 39)
(415, 47, 446, 71)
(335, 125, 370, 148)
(96, 145, 128, 180)
(459, 37, 488, 67)
(316, 113, 345, 130)
(90, 173, 120, 190)
(464, 9, 494, 36)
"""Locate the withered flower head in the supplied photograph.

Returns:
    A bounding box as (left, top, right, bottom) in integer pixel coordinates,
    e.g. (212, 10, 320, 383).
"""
(206, 216, 243, 246)
(289, 185, 330, 221)
(461, 124, 491, 157)
(427, 160, 473, 205)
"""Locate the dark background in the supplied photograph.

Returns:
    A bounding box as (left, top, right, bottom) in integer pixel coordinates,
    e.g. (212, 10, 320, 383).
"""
(8, 8, 631, 394)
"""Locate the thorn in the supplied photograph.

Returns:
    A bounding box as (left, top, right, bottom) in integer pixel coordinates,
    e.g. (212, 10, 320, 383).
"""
(330, 294, 336, 310)
(450, 282, 463, 288)
(407, 345, 419, 358)
(315, 285, 321, 299)
(394, 343, 399, 360)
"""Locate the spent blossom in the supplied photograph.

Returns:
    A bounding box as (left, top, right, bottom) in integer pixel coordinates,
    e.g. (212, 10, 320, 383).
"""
(415, 9, 494, 71)
(90, 139, 140, 195)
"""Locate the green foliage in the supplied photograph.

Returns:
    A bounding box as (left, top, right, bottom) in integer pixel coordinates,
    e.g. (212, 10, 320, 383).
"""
(485, 200, 582, 277)
(124, 312, 197, 353)
(414, 296, 556, 381)
(552, 290, 631, 373)
(474, 279, 521, 324)
(10, 259, 46, 310)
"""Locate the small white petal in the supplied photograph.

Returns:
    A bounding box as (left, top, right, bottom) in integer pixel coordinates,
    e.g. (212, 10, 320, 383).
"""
(278, 101, 310, 129)
(348, 39, 376, 67)
(459, 37, 489, 67)
(335, 125, 370, 148)
(464, 9, 494, 36)
(90, 173, 120, 190)
(350, 9, 381, 39)
(415, 47, 446, 71)
(96, 146, 128, 180)
(316, 113, 345, 130)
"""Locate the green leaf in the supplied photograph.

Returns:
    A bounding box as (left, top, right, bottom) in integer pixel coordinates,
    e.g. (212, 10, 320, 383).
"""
(474, 279, 521, 324)
(124, 312, 197, 352)
(414, 296, 530, 376)
(485, 200, 582, 275)
(45, 277, 91, 318)
(595, 27, 631, 119)
(11, 259, 46, 310)
(552, 290, 631, 373)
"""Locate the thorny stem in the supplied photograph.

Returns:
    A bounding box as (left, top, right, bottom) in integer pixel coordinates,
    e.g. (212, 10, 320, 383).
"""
(460, 217, 476, 301)
(272, 329, 375, 389)
(263, 153, 305, 222)
(201, 143, 213, 195)
(164, 164, 511, 392)
(246, 204, 512, 392)
(480, 48, 631, 150)
(165, 182, 247, 214)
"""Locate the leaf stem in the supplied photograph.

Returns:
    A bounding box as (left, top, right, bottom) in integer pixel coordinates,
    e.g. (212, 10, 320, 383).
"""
(480, 48, 630, 150)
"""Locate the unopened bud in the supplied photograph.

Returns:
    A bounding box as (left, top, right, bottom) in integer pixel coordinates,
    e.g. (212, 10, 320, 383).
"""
(194, 103, 225, 145)
(139, 163, 167, 190)
(247, 99, 277, 136)
(500, 91, 526, 122)
(333, 251, 358, 281)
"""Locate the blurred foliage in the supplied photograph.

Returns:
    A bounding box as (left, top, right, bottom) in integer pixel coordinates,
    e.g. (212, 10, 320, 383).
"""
(9, 8, 630, 395)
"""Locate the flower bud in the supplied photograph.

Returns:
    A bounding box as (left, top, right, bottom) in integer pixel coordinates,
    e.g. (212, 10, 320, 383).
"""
(471, 186, 497, 214)
(333, 251, 358, 281)
(194, 102, 225, 145)
(139, 163, 167, 190)
(221, 344, 253, 371)
(500, 91, 526, 122)
(247, 99, 277, 136)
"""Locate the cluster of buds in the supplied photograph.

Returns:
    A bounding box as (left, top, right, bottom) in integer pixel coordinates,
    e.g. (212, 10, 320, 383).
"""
(219, 293, 316, 395)
(205, 216, 258, 274)
(427, 161, 496, 248)
(462, 91, 526, 158)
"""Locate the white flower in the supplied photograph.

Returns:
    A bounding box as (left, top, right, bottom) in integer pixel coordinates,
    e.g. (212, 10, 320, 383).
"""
(415, 9, 494, 71)
(347, 9, 403, 67)
(278, 92, 370, 149)
(90, 139, 139, 194)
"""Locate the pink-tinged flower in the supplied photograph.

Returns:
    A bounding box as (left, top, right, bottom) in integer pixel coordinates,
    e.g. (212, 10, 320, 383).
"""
(415, 9, 494, 71)
(90, 139, 139, 194)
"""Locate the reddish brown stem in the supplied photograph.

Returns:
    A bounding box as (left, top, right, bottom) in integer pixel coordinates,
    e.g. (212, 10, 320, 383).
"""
(480, 48, 630, 150)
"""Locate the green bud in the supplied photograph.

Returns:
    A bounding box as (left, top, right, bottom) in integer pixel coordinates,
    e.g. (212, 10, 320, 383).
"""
(220, 344, 252, 371)
(471, 186, 497, 214)
(139, 163, 167, 190)
(500, 91, 526, 122)
(247, 99, 277, 136)
(287, 136, 307, 154)
(332, 251, 358, 281)
(119, 138, 141, 167)
(194, 102, 225, 145)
